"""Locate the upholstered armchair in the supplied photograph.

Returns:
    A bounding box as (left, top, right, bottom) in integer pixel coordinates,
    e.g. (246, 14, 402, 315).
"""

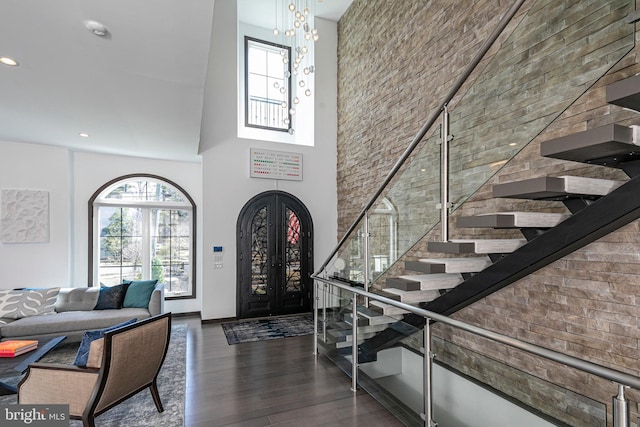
(18, 313, 172, 427)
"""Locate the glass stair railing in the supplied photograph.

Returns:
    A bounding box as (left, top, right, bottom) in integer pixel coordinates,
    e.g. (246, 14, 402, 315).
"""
(314, 279, 639, 427)
(319, 0, 635, 301)
(313, 0, 639, 426)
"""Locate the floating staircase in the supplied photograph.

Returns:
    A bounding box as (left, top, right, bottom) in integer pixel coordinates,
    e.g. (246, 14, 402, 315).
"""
(349, 73, 640, 358)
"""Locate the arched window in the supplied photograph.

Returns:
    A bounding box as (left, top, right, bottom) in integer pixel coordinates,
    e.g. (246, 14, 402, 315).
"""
(89, 174, 196, 299)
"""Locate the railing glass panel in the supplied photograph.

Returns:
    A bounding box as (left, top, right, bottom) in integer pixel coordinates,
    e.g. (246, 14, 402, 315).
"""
(315, 280, 623, 427)
(320, 0, 635, 287)
(447, 0, 635, 213)
(325, 220, 366, 285)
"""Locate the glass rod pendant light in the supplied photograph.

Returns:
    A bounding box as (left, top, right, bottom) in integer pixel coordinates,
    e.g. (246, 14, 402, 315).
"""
(273, 0, 320, 133)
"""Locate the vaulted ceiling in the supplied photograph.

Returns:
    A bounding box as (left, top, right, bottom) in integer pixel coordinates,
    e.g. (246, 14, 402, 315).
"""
(0, 0, 351, 162)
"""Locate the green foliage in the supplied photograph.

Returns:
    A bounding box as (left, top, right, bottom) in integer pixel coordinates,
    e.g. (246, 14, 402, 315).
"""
(152, 257, 165, 283)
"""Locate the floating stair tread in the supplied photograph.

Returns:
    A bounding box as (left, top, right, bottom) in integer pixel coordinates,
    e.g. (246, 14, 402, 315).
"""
(540, 124, 640, 167)
(415, 257, 492, 273)
(356, 305, 386, 319)
(493, 176, 624, 200)
(336, 338, 366, 349)
(346, 307, 400, 326)
(369, 300, 411, 316)
(428, 239, 526, 254)
(397, 273, 463, 290)
(329, 326, 387, 341)
(386, 277, 421, 291)
(381, 288, 440, 304)
(405, 260, 446, 274)
(606, 74, 640, 111)
(457, 212, 570, 228)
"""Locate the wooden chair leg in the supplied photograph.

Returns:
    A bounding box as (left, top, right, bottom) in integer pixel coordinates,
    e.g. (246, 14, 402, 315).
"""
(150, 380, 164, 413)
(82, 414, 96, 427)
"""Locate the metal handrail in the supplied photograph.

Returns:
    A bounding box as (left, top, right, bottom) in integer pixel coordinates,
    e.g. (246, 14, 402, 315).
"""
(315, 0, 526, 275)
(312, 275, 640, 391)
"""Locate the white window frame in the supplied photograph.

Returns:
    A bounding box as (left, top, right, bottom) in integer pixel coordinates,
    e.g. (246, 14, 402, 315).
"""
(237, 21, 315, 146)
(89, 176, 196, 299)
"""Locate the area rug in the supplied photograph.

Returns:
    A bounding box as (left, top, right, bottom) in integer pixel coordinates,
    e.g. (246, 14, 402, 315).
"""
(0, 323, 187, 427)
(222, 312, 314, 345)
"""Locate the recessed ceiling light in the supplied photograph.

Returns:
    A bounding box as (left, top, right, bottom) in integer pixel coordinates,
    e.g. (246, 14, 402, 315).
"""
(79, 133, 90, 138)
(509, 142, 517, 146)
(85, 20, 109, 37)
(0, 57, 19, 66)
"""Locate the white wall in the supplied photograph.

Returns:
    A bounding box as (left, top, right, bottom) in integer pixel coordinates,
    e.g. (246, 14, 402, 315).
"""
(0, 4, 338, 320)
(0, 140, 71, 288)
(0, 139, 202, 314)
(199, 1, 338, 320)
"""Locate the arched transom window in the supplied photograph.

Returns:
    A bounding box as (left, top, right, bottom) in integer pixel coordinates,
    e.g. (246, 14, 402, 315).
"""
(90, 175, 195, 299)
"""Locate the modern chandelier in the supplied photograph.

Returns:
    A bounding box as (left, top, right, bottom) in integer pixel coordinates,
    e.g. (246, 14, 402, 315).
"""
(272, 0, 320, 133)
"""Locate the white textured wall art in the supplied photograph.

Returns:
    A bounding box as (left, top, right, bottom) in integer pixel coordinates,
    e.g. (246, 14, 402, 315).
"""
(0, 189, 50, 243)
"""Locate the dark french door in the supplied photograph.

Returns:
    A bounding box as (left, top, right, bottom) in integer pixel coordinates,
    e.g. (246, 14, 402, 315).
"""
(237, 191, 313, 319)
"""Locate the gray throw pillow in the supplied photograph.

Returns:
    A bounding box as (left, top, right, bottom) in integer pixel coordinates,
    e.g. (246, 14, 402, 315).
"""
(0, 288, 60, 319)
(55, 287, 100, 312)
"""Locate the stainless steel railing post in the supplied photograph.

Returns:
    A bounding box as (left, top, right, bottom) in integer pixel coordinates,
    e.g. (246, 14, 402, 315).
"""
(322, 282, 327, 343)
(313, 280, 319, 356)
(613, 384, 629, 427)
(351, 294, 358, 392)
(364, 212, 370, 306)
(440, 106, 450, 243)
(423, 320, 436, 426)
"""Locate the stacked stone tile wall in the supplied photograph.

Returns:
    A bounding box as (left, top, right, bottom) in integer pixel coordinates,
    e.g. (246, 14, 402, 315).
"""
(337, 0, 640, 425)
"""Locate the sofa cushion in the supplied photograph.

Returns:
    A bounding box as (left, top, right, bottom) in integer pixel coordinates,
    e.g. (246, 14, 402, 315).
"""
(0, 288, 60, 319)
(55, 288, 100, 312)
(123, 280, 158, 309)
(0, 308, 151, 339)
(73, 318, 137, 367)
(94, 283, 129, 310)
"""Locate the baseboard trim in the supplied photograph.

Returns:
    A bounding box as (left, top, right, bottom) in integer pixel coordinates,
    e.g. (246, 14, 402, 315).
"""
(171, 311, 201, 318)
(201, 316, 236, 324)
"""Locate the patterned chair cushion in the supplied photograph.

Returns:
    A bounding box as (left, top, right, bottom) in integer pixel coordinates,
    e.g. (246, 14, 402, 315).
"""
(0, 288, 60, 319)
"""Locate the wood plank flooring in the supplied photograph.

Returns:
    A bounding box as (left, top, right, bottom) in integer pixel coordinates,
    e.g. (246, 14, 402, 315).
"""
(175, 316, 405, 427)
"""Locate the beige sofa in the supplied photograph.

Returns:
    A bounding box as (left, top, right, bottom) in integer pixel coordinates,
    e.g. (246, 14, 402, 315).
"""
(0, 284, 164, 342)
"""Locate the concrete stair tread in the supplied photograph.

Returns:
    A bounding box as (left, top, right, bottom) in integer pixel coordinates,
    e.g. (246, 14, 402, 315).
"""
(606, 74, 640, 112)
(540, 123, 640, 167)
(457, 211, 570, 228)
(493, 176, 624, 200)
(397, 273, 463, 289)
(369, 300, 411, 315)
(427, 238, 526, 254)
(381, 288, 441, 304)
(386, 277, 421, 291)
(413, 257, 492, 273)
(329, 327, 385, 341)
(345, 306, 401, 326)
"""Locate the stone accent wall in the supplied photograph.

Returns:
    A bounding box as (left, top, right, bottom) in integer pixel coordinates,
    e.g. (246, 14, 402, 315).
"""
(337, 0, 525, 235)
(337, 0, 640, 425)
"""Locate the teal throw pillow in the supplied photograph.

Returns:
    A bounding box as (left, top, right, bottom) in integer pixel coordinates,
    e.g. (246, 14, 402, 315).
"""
(73, 318, 137, 367)
(122, 280, 158, 309)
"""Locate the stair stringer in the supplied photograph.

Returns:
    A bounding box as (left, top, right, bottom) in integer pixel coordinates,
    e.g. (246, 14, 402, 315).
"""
(423, 171, 640, 316)
(359, 172, 640, 358)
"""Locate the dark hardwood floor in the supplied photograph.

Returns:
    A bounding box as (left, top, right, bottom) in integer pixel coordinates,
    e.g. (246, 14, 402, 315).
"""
(175, 315, 405, 427)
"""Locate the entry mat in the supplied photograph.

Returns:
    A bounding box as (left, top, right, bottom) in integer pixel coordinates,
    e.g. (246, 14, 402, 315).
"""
(221, 313, 314, 345)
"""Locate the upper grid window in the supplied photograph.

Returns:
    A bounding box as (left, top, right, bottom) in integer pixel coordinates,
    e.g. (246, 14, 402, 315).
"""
(90, 176, 196, 299)
(245, 37, 291, 132)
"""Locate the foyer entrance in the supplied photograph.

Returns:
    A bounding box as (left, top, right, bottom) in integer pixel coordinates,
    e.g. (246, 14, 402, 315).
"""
(236, 191, 313, 319)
